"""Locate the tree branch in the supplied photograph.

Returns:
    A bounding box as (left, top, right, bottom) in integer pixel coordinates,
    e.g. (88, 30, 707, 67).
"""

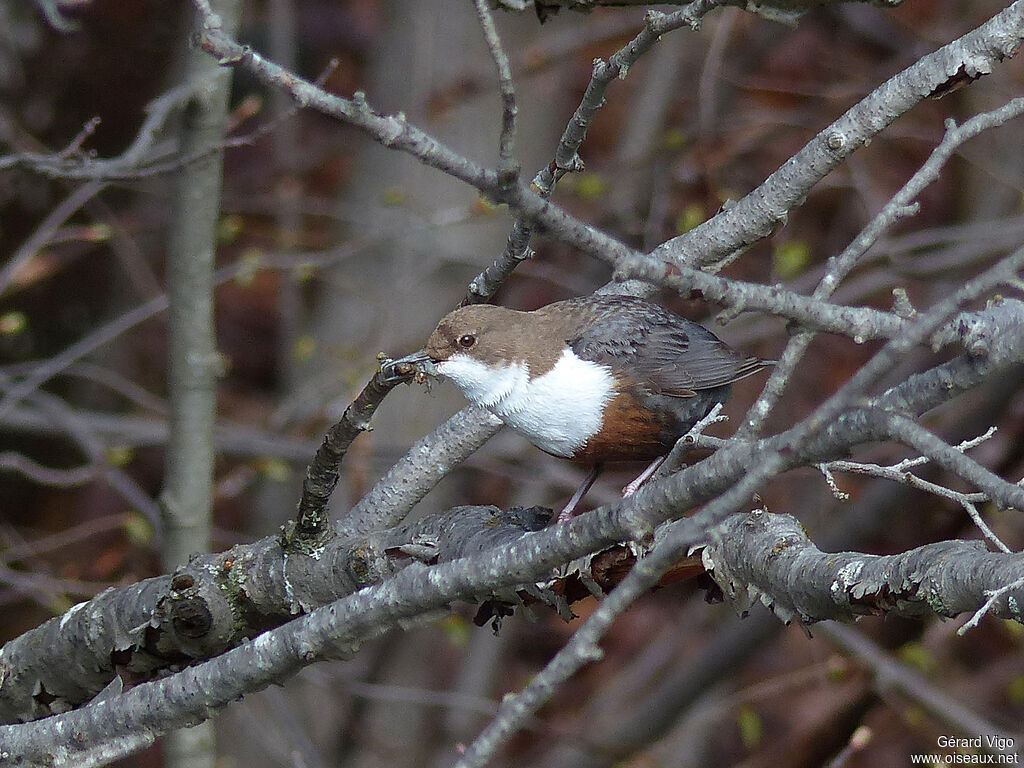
(705, 511, 1024, 626)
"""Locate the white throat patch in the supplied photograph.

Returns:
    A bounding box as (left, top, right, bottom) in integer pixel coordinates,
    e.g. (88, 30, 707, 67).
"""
(437, 349, 615, 458)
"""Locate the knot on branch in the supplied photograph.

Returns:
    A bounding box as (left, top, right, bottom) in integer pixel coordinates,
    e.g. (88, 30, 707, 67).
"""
(154, 565, 238, 658)
(932, 297, 1024, 358)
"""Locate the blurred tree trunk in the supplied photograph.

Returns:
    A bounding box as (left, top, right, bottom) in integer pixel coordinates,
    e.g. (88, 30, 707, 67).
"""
(160, 1, 242, 766)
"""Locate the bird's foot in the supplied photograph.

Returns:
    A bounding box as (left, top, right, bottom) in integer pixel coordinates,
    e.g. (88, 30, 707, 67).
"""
(556, 464, 602, 523)
(622, 455, 668, 497)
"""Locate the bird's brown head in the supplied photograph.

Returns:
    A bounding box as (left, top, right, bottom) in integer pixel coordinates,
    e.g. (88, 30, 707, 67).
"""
(383, 302, 581, 385)
(383, 304, 548, 385)
(425, 304, 534, 366)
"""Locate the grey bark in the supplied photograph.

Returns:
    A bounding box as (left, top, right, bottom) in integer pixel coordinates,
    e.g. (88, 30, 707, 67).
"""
(159, 1, 242, 766)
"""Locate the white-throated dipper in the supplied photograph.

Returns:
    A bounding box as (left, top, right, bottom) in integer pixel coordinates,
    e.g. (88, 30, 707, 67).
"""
(387, 295, 770, 520)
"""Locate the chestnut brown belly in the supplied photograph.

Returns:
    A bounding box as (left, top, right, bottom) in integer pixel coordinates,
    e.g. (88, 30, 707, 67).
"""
(570, 392, 677, 463)
(563, 385, 728, 463)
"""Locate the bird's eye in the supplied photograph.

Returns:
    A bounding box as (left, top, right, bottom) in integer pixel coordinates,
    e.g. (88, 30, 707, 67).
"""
(458, 334, 476, 348)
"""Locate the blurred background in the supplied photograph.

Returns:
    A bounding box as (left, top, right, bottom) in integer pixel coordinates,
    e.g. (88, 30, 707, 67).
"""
(1, 0, 1023, 765)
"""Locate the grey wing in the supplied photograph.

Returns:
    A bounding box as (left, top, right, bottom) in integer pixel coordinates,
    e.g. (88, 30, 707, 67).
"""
(642, 323, 767, 394)
(566, 298, 765, 397)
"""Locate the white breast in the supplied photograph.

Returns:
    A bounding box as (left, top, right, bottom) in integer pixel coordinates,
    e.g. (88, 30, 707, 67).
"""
(437, 349, 615, 458)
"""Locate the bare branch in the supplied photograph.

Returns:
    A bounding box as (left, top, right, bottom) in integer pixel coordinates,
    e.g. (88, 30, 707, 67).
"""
(0, 515, 130, 565)
(821, 426, 1012, 552)
(705, 511, 1024, 625)
(464, 1, 722, 304)
(188, 2, 1024, 290)
(9, 387, 164, 531)
(885, 414, 1024, 515)
(472, 0, 519, 182)
(500, 0, 909, 25)
(4, 4, 1024, 764)
(287, 369, 402, 546)
(0, 85, 194, 181)
(343, 405, 504, 533)
(0, 451, 97, 488)
(959, 575, 1024, 634)
(0, 181, 107, 298)
(455, 412, 769, 768)
(0, 244, 367, 424)
(0, 401, 317, 461)
(0, 504, 549, 728)
(650, 5, 1024, 270)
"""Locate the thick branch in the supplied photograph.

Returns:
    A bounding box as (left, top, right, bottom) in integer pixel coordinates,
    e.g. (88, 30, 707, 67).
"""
(0, 505, 549, 725)
(342, 405, 504, 533)
(705, 511, 1024, 625)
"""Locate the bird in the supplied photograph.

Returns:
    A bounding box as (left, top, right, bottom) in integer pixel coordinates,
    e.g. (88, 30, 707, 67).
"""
(387, 295, 771, 521)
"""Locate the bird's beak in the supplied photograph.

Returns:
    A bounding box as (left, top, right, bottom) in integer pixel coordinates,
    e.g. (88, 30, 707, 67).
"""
(380, 349, 438, 383)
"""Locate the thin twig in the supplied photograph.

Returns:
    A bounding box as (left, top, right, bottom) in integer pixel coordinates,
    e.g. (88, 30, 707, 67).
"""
(0, 181, 107, 297)
(0, 242, 365, 422)
(6, 296, 1023, 761)
(885, 415, 1024, 518)
(0, 514, 130, 565)
(454, 415, 773, 768)
(286, 369, 401, 546)
(464, 1, 721, 304)
(0, 452, 98, 488)
(187, 0, 1024, 313)
(821, 426, 1011, 551)
(959, 575, 1024, 634)
(22, 388, 163, 532)
(472, 0, 518, 183)
(821, 622, 1021, 756)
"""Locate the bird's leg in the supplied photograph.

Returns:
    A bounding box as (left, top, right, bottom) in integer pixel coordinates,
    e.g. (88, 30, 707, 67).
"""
(556, 463, 603, 523)
(622, 454, 668, 497)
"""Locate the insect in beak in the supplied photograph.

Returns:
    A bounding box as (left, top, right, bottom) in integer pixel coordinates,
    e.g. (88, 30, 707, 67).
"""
(379, 349, 438, 384)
